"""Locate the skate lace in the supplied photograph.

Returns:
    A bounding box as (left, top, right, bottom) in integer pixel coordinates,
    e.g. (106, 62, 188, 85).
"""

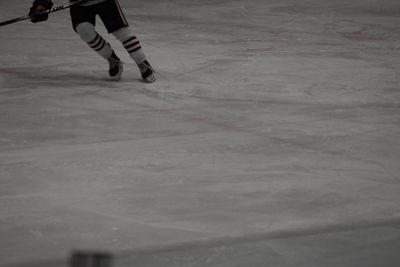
(139, 61, 155, 74)
(108, 57, 120, 68)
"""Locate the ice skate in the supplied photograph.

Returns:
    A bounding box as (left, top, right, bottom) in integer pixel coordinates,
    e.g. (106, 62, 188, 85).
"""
(107, 52, 123, 80)
(138, 60, 156, 83)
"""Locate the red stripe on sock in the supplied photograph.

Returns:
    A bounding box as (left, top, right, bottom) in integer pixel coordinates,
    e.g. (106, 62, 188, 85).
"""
(91, 38, 104, 49)
(124, 41, 140, 49)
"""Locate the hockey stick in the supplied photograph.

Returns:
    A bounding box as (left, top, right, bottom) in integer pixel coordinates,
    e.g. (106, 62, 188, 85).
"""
(0, 0, 91, 27)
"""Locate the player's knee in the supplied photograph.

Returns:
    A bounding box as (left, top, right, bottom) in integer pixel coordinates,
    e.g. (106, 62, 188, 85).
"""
(112, 27, 132, 42)
(76, 22, 97, 43)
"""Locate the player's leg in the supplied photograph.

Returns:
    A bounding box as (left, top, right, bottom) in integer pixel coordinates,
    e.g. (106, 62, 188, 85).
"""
(96, 0, 156, 82)
(112, 27, 156, 83)
(70, 4, 123, 80)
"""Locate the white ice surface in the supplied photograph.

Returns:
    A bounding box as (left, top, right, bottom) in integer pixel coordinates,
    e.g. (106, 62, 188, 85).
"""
(1, 0, 400, 266)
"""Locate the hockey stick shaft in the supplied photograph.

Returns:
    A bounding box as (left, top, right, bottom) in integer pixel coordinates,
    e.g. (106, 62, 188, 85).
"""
(0, 0, 91, 27)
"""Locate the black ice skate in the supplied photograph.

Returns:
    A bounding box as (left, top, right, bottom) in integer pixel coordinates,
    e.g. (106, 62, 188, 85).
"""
(108, 52, 123, 80)
(138, 60, 156, 83)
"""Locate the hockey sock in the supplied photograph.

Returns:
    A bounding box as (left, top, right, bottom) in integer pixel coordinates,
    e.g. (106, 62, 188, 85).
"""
(87, 33, 113, 59)
(76, 22, 113, 59)
(112, 27, 146, 65)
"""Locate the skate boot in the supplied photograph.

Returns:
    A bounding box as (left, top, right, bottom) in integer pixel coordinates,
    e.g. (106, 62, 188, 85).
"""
(138, 60, 156, 83)
(108, 52, 123, 80)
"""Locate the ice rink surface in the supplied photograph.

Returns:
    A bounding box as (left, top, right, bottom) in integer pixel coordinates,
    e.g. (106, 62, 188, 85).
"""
(1, 0, 400, 266)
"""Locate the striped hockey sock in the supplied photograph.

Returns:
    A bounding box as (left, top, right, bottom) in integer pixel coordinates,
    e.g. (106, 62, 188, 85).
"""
(87, 33, 113, 59)
(122, 36, 146, 65)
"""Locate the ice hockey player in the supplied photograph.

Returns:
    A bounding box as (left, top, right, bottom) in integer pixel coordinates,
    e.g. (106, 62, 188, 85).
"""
(28, 0, 156, 82)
